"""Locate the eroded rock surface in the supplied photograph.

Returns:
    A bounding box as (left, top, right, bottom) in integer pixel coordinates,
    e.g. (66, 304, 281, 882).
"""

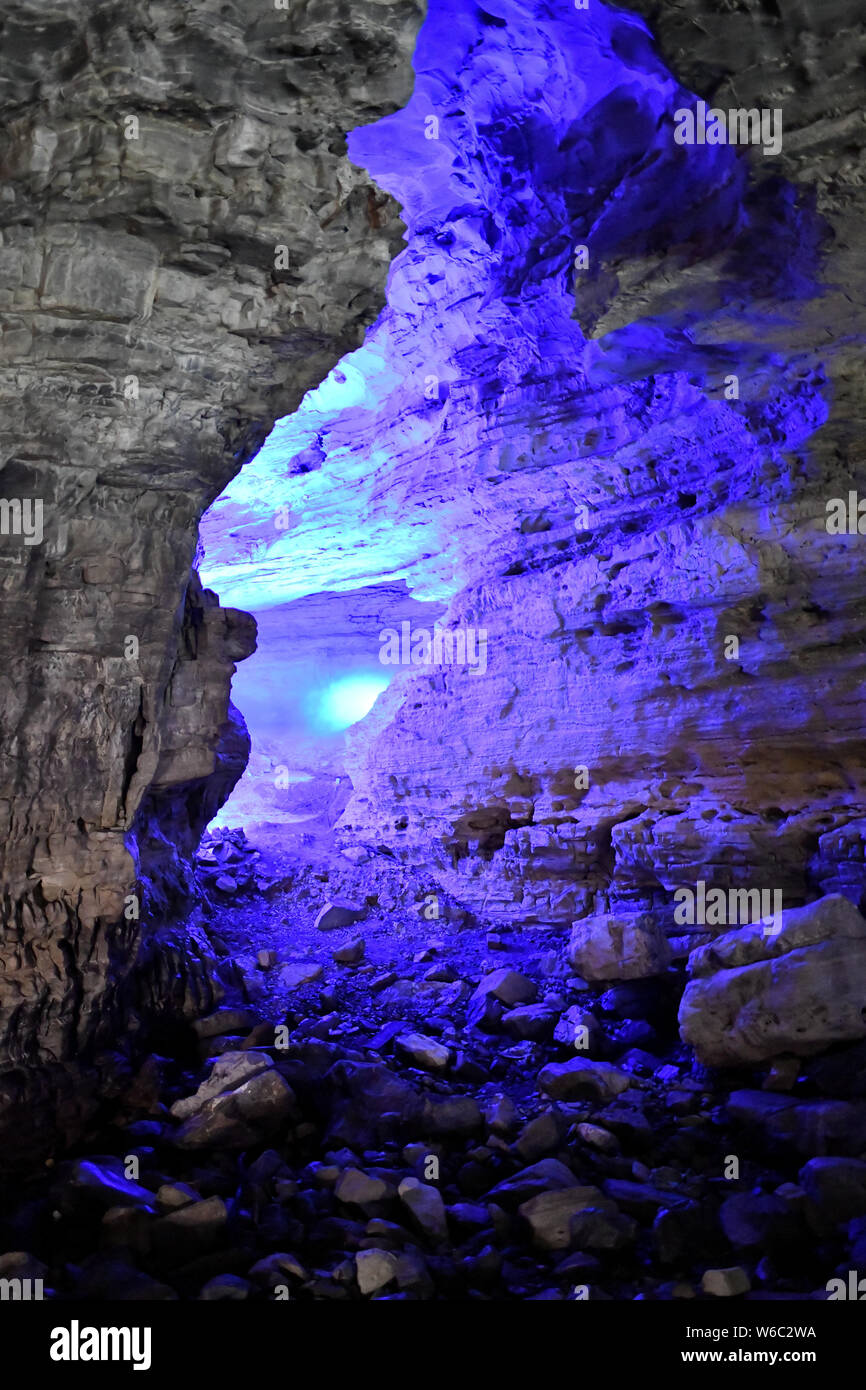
(199, 0, 866, 954)
(679, 895, 866, 1066)
(0, 0, 423, 1157)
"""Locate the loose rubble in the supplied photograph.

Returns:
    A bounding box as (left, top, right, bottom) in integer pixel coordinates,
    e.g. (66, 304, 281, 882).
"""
(2, 838, 865, 1302)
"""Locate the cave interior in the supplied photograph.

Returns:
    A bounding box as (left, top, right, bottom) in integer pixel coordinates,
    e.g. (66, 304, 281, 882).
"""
(0, 0, 865, 1312)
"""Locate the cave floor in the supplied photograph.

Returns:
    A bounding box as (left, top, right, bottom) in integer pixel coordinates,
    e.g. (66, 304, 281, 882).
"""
(1, 825, 859, 1302)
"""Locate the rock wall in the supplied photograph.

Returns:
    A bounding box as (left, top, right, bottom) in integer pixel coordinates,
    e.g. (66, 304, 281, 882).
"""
(201, 0, 865, 937)
(332, 0, 866, 928)
(0, 0, 423, 1155)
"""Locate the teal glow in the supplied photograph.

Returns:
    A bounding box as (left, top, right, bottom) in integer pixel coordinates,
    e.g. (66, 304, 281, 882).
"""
(316, 673, 390, 731)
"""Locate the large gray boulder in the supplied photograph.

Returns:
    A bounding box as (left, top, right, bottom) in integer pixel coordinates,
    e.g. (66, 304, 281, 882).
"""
(678, 895, 866, 1066)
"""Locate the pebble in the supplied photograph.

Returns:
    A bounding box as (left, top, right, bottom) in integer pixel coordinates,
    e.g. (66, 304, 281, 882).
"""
(701, 1267, 751, 1297)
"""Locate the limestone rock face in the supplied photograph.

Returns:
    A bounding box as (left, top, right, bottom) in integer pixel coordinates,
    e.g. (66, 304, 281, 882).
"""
(201, 0, 866, 952)
(678, 896, 866, 1066)
(0, 0, 423, 1157)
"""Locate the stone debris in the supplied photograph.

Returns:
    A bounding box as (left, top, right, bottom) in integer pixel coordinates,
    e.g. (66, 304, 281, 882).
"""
(315, 900, 367, 932)
(6, 849, 866, 1304)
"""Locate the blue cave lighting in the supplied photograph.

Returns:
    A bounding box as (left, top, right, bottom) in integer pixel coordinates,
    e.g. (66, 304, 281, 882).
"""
(315, 673, 391, 731)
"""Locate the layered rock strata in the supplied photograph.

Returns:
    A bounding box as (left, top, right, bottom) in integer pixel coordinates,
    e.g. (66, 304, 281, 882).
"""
(0, 0, 423, 1156)
(203, 0, 866, 943)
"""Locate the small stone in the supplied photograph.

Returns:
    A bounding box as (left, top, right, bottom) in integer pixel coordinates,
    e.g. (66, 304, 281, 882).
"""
(214, 875, 237, 894)
(333, 937, 365, 965)
(192, 1008, 258, 1039)
(553, 1006, 603, 1053)
(655, 1063, 681, 1084)
(798, 1156, 866, 1226)
(537, 1058, 631, 1102)
(594, 1102, 653, 1147)
(398, 1178, 448, 1242)
(335, 1169, 390, 1206)
(153, 1195, 227, 1258)
(341, 847, 370, 866)
(483, 1094, 519, 1133)
(257, 950, 278, 970)
(248, 1252, 308, 1287)
(156, 1183, 200, 1211)
(466, 992, 504, 1032)
(569, 1206, 637, 1250)
(472, 968, 537, 1007)
(371, 971, 398, 993)
(315, 899, 366, 931)
(576, 1122, 620, 1154)
(356, 1248, 398, 1295)
(395, 1031, 451, 1071)
(424, 964, 457, 982)
(280, 960, 323, 989)
(422, 1095, 483, 1136)
(199, 1274, 251, 1300)
(519, 1187, 609, 1250)
(513, 1110, 563, 1162)
(486, 1158, 577, 1207)
(701, 1267, 751, 1297)
(502, 1005, 557, 1041)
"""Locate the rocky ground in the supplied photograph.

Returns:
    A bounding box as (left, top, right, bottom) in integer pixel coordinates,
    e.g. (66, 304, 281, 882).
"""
(1, 824, 865, 1303)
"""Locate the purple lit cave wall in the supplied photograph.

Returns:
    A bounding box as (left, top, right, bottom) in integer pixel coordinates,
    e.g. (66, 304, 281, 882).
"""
(201, 0, 850, 931)
(0, 0, 865, 1312)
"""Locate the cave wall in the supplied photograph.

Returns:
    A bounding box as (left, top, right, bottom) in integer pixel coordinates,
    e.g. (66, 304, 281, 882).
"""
(337, 0, 866, 925)
(200, 0, 866, 930)
(0, 0, 424, 1151)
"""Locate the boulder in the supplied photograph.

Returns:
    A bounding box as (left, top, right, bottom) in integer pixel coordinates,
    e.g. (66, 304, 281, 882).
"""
(471, 968, 537, 1007)
(485, 1158, 577, 1207)
(727, 1090, 866, 1156)
(502, 1005, 558, 1041)
(799, 1157, 866, 1228)
(679, 895, 866, 1065)
(171, 1053, 296, 1149)
(519, 1187, 610, 1250)
(568, 914, 671, 981)
(537, 1058, 631, 1102)
(356, 1249, 398, 1296)
(398, 1178, 447, 1242)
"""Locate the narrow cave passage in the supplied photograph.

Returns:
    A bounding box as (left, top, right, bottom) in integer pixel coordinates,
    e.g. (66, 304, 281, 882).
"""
(1, 0, 865, 1335)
